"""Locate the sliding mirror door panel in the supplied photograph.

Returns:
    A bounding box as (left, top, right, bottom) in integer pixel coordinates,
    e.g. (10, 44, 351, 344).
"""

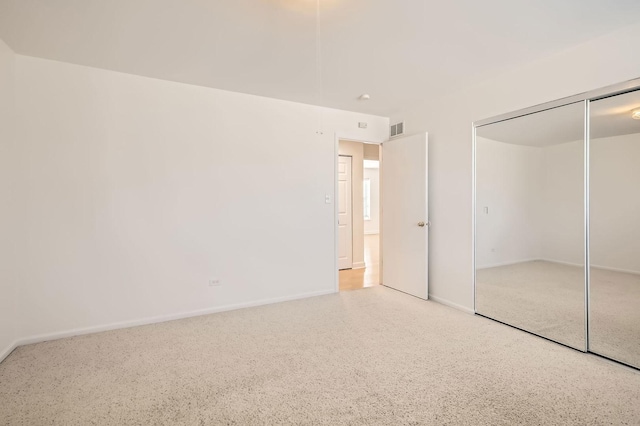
(475, 102, 586, 350)
(589, 90, 640, 369)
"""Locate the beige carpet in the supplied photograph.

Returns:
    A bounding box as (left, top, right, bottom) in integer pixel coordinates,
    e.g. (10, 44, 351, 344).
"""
(1, 286, 640, 425)
(477, 260, 640, 368)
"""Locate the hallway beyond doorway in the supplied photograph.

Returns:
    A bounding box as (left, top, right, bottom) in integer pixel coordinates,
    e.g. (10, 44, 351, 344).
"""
(339, 234, 379, 291)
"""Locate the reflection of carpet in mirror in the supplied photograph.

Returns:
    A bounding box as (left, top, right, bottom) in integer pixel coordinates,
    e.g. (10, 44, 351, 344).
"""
(477, 260, 640, 368)
(590, 267, 640, 368)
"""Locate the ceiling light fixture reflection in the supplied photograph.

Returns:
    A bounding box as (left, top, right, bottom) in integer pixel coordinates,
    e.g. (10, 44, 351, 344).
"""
(632, 108, 640, 120)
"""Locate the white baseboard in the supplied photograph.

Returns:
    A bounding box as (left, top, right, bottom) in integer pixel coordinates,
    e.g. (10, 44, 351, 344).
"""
(0, 340, 18, 364)
(364, 230, 379, 235)
(352, 261, 366, 270)
(537, 258, 640, 276)
(12, 289, 337, 351)
(479, 257, 640, 276)
(591, 264, 640, 276)
(476, 258, 539, 270)
(428, 295, 475, 315)
(540, 258, 584, 268)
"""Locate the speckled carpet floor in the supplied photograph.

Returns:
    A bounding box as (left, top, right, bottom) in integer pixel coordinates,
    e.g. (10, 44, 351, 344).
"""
(1, 286, 639, 425)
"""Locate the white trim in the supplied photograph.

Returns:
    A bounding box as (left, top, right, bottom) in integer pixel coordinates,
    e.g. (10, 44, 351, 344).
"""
(429, 295, 475, 315)
(475, 258, 540, 270)
(0, 340, 18, 364)
(536, 259, 584, 268)
(11, 289, 336, 350)
(540, 258, 584, 268)
(364, 230, 379, 235)
(591, 264, 640, 276)
(352, 261, 366, 270)
(541, 258, 640, 276)
(479, 257, 640, 276)
(334, 134, 340, 292)
(472, 122, 477, 313)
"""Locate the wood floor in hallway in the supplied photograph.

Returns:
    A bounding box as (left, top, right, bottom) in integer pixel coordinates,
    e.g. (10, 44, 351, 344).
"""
(339, 234, 379, 291)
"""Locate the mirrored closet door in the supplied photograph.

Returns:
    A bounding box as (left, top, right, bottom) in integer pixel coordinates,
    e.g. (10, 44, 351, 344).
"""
(475, 102, 587, 351)
(589, 90, 640, 369)
(475, 81, 640, 370)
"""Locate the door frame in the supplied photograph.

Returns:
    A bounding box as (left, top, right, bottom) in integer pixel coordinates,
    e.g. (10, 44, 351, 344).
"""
(337, 155, 354, 270)
(334, 134, 386, 293)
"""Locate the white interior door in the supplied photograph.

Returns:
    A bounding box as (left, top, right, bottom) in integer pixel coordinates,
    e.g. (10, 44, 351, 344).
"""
(381, 133, 429, 299)
(338, 156, 353, 270)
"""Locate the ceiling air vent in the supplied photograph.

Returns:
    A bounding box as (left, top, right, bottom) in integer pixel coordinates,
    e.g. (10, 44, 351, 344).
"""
(390, 121, 405, 138)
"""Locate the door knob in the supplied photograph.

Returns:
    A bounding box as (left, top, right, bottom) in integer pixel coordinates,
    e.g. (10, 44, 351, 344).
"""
(418, 221, 426, 227)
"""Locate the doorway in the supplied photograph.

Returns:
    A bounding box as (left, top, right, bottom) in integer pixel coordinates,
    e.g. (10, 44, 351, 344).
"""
(338, 140, 381, 291)
(335, 133, 429, 298)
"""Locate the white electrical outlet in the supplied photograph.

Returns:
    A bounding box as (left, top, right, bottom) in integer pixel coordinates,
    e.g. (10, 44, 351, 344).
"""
(209, 279, 222, 287)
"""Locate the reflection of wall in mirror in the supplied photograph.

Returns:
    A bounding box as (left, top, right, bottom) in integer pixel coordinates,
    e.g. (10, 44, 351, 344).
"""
(476, 137, 543, 269)
(539, 140, 584, 267)
(590, 132, 640, 274)
(476, 136, 582, 270)
(477, 132, 640, 274)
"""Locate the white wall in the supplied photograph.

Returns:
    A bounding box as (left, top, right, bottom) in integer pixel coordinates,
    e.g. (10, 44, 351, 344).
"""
(13, 55, 388, 342)
(539, 133, 640, 273)
(364, 166, 380, 235)
(477, 132, 640, 275)
(476, 137, 584, 269)
(591, 133, 640, 273)
(393, 21, 640, 312)
(0, 38, 19, 360)
(540, 140, 584, 266)
(475, 138, 542, 268)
